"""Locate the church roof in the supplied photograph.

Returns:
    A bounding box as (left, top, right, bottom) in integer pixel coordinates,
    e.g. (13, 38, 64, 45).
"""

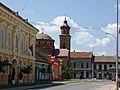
(36, 33, 53, 40)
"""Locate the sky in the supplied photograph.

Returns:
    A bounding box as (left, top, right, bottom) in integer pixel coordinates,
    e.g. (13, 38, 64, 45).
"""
(1, 0, 120, 56)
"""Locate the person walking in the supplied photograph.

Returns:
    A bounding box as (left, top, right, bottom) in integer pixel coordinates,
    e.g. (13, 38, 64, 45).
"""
(8, 72, 12, 85)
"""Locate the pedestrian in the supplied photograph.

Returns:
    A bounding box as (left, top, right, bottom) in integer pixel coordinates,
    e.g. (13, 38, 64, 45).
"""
(8, 72, 12, 85)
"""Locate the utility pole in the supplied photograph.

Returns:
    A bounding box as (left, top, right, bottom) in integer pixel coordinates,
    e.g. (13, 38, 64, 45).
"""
(116, 0, 119, 90)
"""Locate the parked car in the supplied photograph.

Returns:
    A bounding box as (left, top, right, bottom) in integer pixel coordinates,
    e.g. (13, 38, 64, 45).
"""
(112, 74, 120, 81)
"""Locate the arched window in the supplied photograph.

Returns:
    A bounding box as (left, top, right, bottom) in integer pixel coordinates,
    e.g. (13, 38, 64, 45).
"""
(20, 38, 23, 50)
(0, 27, 3, 45)
(15, 35, 19, 49)
(25, 41, 28, 51)
(6, 32, 10, 50)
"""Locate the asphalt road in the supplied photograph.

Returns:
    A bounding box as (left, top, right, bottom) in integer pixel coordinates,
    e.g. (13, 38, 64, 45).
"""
(28, 80, 116, 90)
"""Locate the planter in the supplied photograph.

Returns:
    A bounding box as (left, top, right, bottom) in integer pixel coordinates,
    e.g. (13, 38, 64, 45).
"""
(12, 80, 15, 84)
(19, 80, 23, 84)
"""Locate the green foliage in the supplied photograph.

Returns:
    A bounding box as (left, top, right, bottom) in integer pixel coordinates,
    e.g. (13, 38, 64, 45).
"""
(0, 58, 12, 73)
(47, 64, 52, 73)
(12, 68, 15, 80)
(62, 66, 74, 79)
(0, 62, 5, 73)
(19, 68, 23, 80)
(3, 58, 12, 66)
(22, 65, 32, 74)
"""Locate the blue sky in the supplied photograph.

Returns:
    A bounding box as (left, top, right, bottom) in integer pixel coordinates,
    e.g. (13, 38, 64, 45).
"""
(1, 0, 120, 56)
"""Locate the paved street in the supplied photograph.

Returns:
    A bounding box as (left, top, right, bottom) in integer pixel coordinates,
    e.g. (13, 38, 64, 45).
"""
(27, 80, 116, 90)
(0, 80, 116, 90)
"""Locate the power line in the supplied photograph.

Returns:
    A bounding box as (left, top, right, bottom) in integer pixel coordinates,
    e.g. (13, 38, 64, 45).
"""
(21, 0, 29, 13)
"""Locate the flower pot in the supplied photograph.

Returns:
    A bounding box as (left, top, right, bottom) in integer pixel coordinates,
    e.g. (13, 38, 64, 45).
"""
(12, 80, 15, 84)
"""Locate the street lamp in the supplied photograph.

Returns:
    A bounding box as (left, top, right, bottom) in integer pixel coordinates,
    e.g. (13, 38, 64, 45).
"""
(105, 1, 119, 89)
(106, 32, 118, 90)
(105, 33, 116, 39)
(116, 0, 119, 90)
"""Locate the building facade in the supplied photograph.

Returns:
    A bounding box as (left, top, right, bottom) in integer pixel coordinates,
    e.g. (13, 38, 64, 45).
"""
(35, 46, 50, 82)
(0, 3, 38, 84)
(48, 56, 62, 80)
(35, 32, 55, 81)
(71, 51, 93, 79)
(93, 56, 120, 80)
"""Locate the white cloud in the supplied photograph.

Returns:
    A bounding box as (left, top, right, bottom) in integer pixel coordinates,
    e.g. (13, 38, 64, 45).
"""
(50, 16, 64, 26)
(74, 31, 110, 48)
(96, 51, 108, 56)
(54, 43, 59, 49)
(101, 23, 117, 36)
(91, 38, 110, 47)
(101, 23, 120, 40)
(74, 31, 95, 46)
(33, 16, 80, 33)
(114, 3, 120, 11)
(34, 22, 59, 33)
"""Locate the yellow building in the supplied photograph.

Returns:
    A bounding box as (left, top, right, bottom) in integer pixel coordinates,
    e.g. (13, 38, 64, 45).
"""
(0, 3, 38, 84)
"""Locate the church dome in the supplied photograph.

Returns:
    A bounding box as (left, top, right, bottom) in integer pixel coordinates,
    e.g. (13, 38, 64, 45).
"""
(36, 33, 53, 40)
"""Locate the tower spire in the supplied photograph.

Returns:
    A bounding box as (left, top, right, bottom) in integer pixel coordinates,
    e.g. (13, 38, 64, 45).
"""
(41, 28, 44, 34)
(65, 14, 66, 21)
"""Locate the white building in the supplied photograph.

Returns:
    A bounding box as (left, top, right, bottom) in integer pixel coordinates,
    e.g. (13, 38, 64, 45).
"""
(71, 51, 93, 79)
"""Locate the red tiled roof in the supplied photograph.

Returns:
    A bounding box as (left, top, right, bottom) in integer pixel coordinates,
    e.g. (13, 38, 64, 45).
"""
(70, 52, 93, 59)
(53, 49, 69, 57)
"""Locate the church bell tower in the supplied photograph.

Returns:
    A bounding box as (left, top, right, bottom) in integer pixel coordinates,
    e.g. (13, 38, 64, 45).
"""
(59, 17, 71, 54)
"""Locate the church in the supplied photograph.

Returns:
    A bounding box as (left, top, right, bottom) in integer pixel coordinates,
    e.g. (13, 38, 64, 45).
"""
(35, 17, 71, 81)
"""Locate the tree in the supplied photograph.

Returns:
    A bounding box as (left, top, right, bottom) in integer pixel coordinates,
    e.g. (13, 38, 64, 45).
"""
(12, 68, 15, 80)
(62, 66, 74, 79)
(0, 60, 5, 73)
(19, 68, 23, 80)
(3, 58, 12, 66)
(47, 64, 52, 74)
(0, 58, 12, 73)
(22, 65, 32, 74)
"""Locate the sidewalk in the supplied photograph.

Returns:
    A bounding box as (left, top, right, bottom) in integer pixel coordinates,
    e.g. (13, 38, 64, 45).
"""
(0, 83, 64, 90)
(94, 84, 116, 90)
